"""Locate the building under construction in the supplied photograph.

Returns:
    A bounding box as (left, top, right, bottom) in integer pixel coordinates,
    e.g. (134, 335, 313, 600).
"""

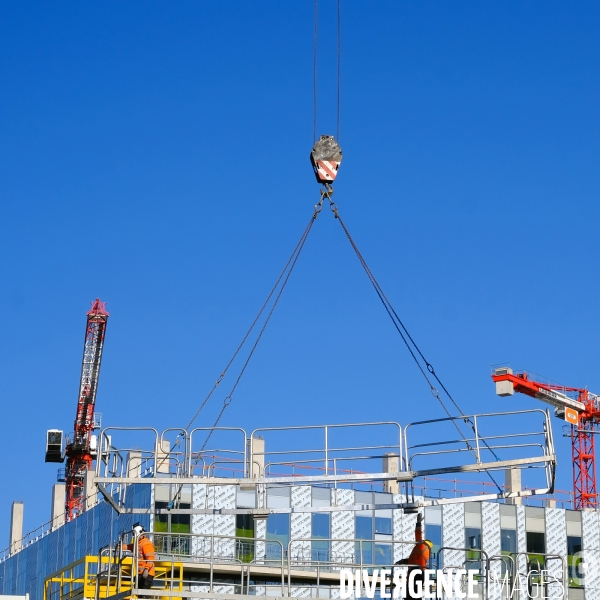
(1, 405, 584, 600)
(2, 74, 599, 600)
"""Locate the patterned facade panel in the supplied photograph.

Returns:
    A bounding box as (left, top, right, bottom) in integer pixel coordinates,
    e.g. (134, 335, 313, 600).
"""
(291, 485, 312, 508)
(545, 508, 567, 600)
(393, 493, 406, 562)
(583, 510, 600, 548)
(394, 496, 424, 562)
(442, 503, 464, 568)
(583, 512, 600, 600)
(192, 484, 236, 558)
(515, 505, 527, 600)
(189, 582, 235, 596)
(482, 503, 501, 600)
(214, 485, 236, 557)
(290, 485, 312, 562)
(331, 489, 355, 565)
(191, 484, 212, 558)
(290, 587, 313, 598)
(290, 514, 311, 561)
(254, 516, 267, 564)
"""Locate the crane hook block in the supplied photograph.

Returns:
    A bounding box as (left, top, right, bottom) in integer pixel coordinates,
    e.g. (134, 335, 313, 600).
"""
(310, 135, 342, 184)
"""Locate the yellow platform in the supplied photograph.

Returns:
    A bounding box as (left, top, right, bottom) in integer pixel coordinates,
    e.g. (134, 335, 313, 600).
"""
(44, 555, 183, 600)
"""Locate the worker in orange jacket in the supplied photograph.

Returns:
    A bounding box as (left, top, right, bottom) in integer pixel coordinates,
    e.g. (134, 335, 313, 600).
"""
(127, 523, 156, 591)
(395, 513, 433, 598)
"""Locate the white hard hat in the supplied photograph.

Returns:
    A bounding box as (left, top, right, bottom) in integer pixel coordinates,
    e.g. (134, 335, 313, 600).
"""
(133, 523, 144, 536)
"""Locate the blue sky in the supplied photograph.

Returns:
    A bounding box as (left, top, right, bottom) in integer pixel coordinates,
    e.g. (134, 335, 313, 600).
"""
(1, 1, 600, 542)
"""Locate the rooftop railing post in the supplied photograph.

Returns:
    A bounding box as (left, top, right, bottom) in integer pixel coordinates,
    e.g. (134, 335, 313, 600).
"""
(325, 426, 329, 476)
(473, 415, 482, 463)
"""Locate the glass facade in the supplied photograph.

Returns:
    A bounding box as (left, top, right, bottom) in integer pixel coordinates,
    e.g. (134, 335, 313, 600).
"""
(311, 513, 330, 562)
(0, 484, 151, 600)
(0, 485, 594, 600)
(266, 514, 290, 559)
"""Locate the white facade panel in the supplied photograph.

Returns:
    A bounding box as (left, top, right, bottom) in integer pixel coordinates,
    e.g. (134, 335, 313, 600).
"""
(331, 488, 355, 565)
(443, 503, 465, 568)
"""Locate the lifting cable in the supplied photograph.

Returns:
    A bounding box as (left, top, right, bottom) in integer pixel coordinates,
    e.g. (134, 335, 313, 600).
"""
(184, 215, 316, 433)
(167, 209, 320, 509)
(198, 209, 317, 451)
(308, 3, 502, 492)
(320, 194, 503, 492)
(313, 0, 342, 142)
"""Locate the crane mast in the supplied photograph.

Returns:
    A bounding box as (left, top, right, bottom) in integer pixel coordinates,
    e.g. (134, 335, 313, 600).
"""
(492, 367, 600, 509)
(64, 299, 109, 520)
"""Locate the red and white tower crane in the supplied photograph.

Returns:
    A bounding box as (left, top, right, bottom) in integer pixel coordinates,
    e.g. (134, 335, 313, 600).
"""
(45, 299, 109, 520)
(492, 367, 600, 509)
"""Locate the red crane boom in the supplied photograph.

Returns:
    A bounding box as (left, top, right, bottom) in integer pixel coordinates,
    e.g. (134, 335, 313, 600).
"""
(64, 299, 109, 520)
(492, 367, 600, 509)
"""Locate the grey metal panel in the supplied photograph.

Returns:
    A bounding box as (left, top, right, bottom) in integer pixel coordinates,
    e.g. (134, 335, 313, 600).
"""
(500, 504, 517, 530)
(311, 486, 331, 507)
(374, 492, 393, 505)
(425, 506, 442, 525)
(354, 491, 373, 504)
(237, 487, 255, 508)
(570, 588, 585, 600)
(526, 508, 546, 533)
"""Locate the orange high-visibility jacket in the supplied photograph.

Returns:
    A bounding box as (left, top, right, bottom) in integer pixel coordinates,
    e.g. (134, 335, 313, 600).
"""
(127, 536, 156, 576)
(406, 521, 430, 568)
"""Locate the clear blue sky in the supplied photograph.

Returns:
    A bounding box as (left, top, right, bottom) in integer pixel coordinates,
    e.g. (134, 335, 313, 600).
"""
(1, 1, 599, 543)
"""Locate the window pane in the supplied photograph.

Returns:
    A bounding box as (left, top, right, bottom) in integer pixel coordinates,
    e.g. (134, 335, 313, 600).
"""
(266, 514, 290, 559)
(312, 513, 331, 562)
(375, 543, 393, 565)
(312, 513, 330, 539)
(427, 524, 442, 568)
(355, 541, 373, 565)
(526, 532, 545, 556)
(236, 515, 255, 563)
(465, 527, 482, 574)
(356, 516, 373, 540)
(567, 535, 583, 588)
(375, 517, 392, 535)
(501, 529, 517, 554)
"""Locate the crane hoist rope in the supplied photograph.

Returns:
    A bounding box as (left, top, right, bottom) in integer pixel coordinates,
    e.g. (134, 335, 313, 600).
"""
(168, 213, 319, 510)
(198, 212, 317, 451)
(320, 191, 503, 492)
(313, 0, 341, 142)
(184, 215, 317, 433)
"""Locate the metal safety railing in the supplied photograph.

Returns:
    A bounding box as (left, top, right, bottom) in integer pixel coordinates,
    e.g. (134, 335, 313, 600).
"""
(42, 529, 572, 600)
(94, 413, 555, 500)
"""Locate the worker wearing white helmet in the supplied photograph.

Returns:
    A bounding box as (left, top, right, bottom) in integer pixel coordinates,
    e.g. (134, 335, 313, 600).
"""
(126, 523, 156, 593)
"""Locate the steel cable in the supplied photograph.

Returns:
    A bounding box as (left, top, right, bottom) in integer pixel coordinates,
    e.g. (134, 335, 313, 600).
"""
(330, 203, 502, 492)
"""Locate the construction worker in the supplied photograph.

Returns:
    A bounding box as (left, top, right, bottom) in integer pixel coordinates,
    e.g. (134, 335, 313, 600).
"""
(127, 523, 156, 592)
(395, 512, 433, 599)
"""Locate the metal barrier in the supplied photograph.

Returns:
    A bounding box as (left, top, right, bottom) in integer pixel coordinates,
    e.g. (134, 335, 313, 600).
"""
(93, 414, 556, 515)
